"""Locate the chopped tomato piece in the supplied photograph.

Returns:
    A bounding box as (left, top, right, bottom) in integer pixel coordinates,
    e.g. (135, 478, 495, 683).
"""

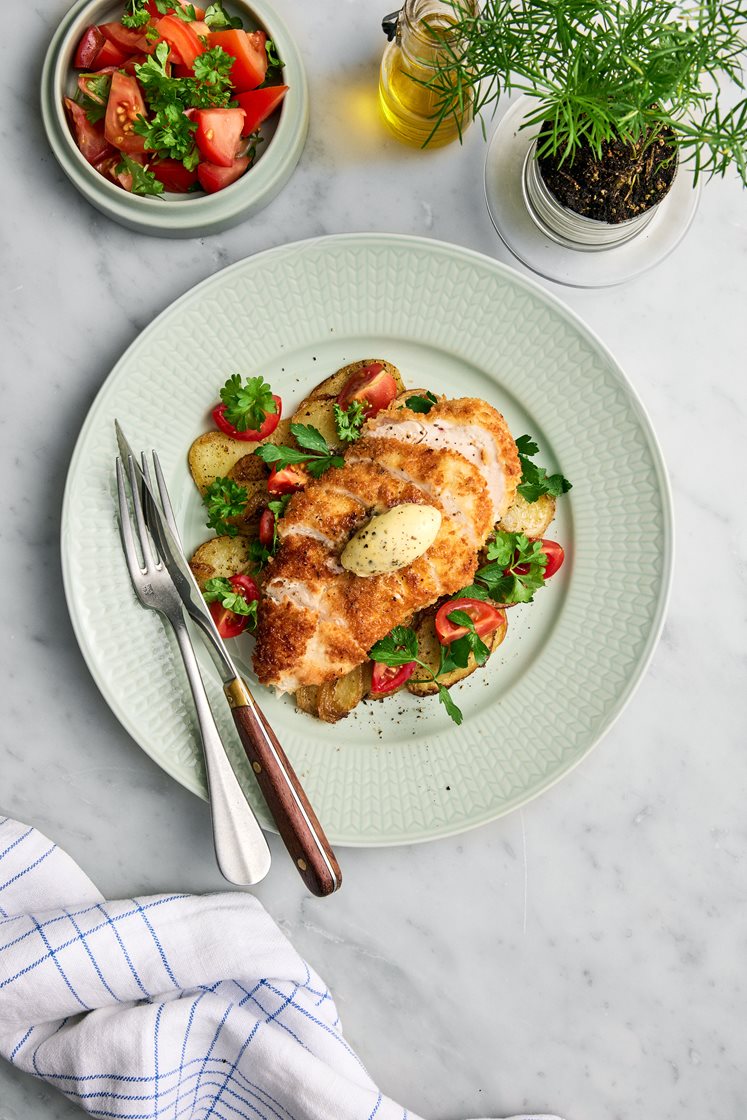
(100, 21, 150, 55)
(208, 29, 267, 91)
(151, 157, 198, 192)
(208, 573, 259, 639)
(190, 20, 210, 38)
(211, 394, 281, 440)
(195, 107, 246, 167)
(267, 465, 307, 496)
(104, 71, 147, 155)
(434, 598, 506, 645)
(370, 661, 416, 697)
(96, 37, 131, 66)
(258, 509, 275, 548)
(337, 363, 398, 417)
(74, 25, 106, 68)
(234, 86, 288, 135)
(64, 98, 114, 165)
(155, 14, 205, 69)
(197, 155, 250, 193)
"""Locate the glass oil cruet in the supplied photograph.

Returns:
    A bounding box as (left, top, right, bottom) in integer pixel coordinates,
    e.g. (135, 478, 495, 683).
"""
(379, 1, 475, 148)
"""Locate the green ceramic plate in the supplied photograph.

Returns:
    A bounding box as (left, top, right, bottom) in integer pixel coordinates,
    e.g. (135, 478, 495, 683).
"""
(61, 234, 673, 845)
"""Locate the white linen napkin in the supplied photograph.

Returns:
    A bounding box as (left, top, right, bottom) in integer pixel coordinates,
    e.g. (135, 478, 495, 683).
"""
(0, 816, 564, 1120)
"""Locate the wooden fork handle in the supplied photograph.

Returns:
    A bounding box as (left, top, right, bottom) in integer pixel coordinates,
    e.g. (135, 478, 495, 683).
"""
(225, 679, 342, 897)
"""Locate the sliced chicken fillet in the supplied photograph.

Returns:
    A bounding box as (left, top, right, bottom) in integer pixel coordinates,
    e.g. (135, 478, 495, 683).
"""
(253, 396, 520, 692)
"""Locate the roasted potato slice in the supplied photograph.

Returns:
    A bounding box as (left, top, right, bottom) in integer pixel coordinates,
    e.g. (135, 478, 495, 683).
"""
(315, 664, 368, 723)
(188, 419, 293, 495)
(292, 360, 406, 452)
(189, 535, 254, 588)
(406, 608, 507, 696)
(295, 685, 321, 717)
(499, 492, 556, 538)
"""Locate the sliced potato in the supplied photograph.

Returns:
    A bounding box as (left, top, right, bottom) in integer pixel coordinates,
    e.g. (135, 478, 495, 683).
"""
(499, 492, 556, 538)
(315, 664, 368, 723)
(406, 608, 507, 696)
(292, 360, 406, 452)
(188, 419, 293, 496)
(189, 535, 254, 588)
(295, 685, 321, 717)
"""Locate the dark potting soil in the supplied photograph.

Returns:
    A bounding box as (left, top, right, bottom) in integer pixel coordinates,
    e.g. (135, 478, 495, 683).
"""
(537, 127, 677, 223)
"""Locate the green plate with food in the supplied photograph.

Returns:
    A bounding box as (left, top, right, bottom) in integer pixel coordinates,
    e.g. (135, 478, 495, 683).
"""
(61, 234, 673, 845)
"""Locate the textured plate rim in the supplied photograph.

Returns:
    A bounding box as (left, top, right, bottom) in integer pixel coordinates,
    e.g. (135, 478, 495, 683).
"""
(60, 233, 674, 846)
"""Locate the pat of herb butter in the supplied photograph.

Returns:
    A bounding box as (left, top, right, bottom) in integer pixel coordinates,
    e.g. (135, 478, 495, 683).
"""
(340, 504, 442, 577)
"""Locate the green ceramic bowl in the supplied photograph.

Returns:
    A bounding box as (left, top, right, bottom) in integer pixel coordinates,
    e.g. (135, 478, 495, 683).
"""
(41, 0, 308, 238)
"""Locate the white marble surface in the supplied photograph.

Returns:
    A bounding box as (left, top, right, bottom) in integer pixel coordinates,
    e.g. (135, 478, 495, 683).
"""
(2, 2, 746, 1118)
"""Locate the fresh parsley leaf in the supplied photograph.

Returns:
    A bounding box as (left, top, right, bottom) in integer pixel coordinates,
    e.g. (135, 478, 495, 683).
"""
(291, 423, 331, 455)
(121, 0, 151, 28)
(115, 155, 165, 197)
(459, 531, 548, 605)
(203, 477, 248, 537)
(265, 38, 284, 69)
(203, 1, 243, 30)
(405, 391, 438, 414)
(437, 684, 463, 725)
(248, 538, 272, 571)
(172, 2, 198, 21)
(75, 73, 112, 122)
(265, 495, 292, 552)
(202, 578, 257, 626)
(256, 425, 344, 479)
(515, 433, 572, 503)
(220, 374, 277, 433)
(333, 400, 366, 442)
(193, 46, 233, 86)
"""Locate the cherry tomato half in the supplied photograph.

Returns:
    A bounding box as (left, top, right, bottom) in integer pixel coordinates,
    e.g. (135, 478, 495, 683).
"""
(337, 363, 398, 418)
(208, 573, 259, 639)
(211, 393, 282, 441)
(513, 539, 565, 580)
(104, 71, 147, 155)
(267, 465, 307, 496)
(434, 598, 506, 645)
(258, 508, 275, 548)
(370, 661, 416, 697)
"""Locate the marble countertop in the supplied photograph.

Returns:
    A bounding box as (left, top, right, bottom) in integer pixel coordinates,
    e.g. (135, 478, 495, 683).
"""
(2, 2, 746, 1118)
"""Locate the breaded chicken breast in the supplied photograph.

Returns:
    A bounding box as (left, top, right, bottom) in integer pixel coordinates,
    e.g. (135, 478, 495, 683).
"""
(252, 397, 521, 692)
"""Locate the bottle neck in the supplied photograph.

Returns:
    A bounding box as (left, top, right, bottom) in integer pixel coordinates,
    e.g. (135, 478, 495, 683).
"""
(397, 0, 472, 60)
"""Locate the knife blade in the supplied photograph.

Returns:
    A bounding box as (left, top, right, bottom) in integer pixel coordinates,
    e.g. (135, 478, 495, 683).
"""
(114, 421, 342, 897)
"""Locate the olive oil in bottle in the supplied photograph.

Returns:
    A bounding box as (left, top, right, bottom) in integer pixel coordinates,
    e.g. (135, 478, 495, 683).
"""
(379, 0, 474, 148)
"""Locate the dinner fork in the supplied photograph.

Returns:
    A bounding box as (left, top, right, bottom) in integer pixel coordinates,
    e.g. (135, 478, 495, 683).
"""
(116, 452, 271, 887)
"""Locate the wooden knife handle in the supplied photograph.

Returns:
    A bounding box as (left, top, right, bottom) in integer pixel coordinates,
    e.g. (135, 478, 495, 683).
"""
(227, 682, 342, 897)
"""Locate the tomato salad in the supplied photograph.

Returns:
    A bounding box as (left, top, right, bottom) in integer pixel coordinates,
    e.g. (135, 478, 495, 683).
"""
(189, 365, 572, 726)
(66, 0, 288, 196)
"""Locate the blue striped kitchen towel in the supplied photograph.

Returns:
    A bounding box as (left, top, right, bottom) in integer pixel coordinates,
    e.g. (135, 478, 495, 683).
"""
(0, 817, 564, 1120)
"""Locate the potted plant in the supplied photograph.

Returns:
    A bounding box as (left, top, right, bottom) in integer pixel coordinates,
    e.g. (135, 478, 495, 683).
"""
(424, 0, 747, 243)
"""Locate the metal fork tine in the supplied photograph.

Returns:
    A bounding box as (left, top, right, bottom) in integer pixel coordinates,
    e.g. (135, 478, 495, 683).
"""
(127, 454, 156, 572)
(152, 450, 183, 550)
(116, 458, 145, 583)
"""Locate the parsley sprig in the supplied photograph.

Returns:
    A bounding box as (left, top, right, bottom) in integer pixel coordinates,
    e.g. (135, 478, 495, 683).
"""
(121, 0, 151, 28)
(74, 73, 111, 123)
(333, 400, 366, 442)
(203, 577, 258, 629)
(116, 155, 165, 196)
(516, 435, 572, 503)
(247, 495, 292, 570)
(203, 477, 248, 537)
(255, 424, 344, 479)
(459, 531, 548, 605)
(404, 391, 438, 414)
(219, 374, 277, 433)
(204, 1, 243, 30)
